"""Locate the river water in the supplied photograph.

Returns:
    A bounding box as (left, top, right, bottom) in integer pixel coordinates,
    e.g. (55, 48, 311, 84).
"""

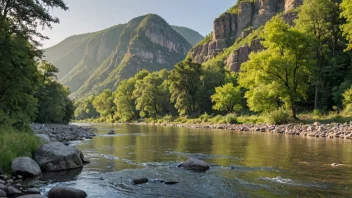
(38, 124, 352, 197)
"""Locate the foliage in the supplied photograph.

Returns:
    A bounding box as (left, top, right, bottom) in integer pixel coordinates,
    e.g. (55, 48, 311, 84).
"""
(169, 59, 202, 115)
(265, 108, 290, 125)
(114, 70, 149, 121)
(341, 0, 352, 50)
(74, 96, 100, 120)
(211, 83, 242, 113)
(0, 125, 41, 172)
(239, 16, 315, 118)
(0, 0, 68, 49)
(343, 87, 352, 109)
(225, 113, 237, 124)
(0, 25, 39, 127)
(133, 70, 171, 118)
(92, 89, 115, 120)
(35, 80, 74, 124)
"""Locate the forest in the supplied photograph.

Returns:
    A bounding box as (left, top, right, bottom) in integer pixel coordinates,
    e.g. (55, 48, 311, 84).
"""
(75, 0, 352, 125)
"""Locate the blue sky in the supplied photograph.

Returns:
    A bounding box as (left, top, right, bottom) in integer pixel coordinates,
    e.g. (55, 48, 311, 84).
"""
(42, 0, 236, 48)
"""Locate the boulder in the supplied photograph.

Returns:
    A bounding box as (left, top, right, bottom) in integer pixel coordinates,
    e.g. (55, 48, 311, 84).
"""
(0, 189, 6, 197)
(25, 188, 41, 194)
(132, 178, 149, 185)
(178, 158, 210, 171)
(12, 157, 42, 177)
(6, 186, 22, 196)
(17, 195, 47, 198)
(35, 134, 51, 143)
(0, 183, 7, 191)
(48, 186, 87, 198)
(34, 142, 83, 172)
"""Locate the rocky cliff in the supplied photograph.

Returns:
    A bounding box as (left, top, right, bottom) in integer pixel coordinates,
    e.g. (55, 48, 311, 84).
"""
(188, 0, 303, 70)
(44, 14, 200, 99)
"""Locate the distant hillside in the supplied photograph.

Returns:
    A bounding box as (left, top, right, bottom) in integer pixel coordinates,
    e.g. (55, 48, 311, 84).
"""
(171, 25, 204, 46)
(44, 14, 195, 99)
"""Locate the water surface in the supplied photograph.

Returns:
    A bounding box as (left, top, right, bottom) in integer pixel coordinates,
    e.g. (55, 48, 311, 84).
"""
(39, 124, 352, 197)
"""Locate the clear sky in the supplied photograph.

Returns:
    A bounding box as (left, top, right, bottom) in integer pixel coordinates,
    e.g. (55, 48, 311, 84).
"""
(41, 0, 236, 48)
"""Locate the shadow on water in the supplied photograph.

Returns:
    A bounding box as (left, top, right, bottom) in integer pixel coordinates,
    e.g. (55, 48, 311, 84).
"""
(37, 124, 352, 197)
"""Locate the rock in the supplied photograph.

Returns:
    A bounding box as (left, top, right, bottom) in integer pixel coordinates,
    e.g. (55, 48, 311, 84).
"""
(0, 189, 5, 197)
(34, 142, 83, 172)
(164, 181, 179, 185)
(132, 178, 149, 185)
(0, 184, 7, 191)
(331, 163, 339, 167)
(313, 122, 321, 126)
(17, 195, 48, 198)
(6, 186, 22, 196)
(178, 158, 210, 171)
(6, 179, 14, 184)
(12, 157, 42, 177)
(107, 130, 115, 135)
(48, 186, 87, 198)
(0, 180, 4, 184)
(35, 134, 51, 143)
(25, 188, 41, 194)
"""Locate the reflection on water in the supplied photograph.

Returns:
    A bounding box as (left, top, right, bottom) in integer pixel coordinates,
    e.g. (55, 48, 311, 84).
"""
(39, 124, 352, 197)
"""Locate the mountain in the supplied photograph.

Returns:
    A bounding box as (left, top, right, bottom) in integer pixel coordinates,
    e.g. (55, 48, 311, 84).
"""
(171, 25, 204, 46)
(44, 14, 202, 99)
(188, 0, 303, 71)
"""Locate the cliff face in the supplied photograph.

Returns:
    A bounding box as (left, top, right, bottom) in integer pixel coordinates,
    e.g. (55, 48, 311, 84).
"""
(44, 14, 195, 99)
(188, 0, 303, 68)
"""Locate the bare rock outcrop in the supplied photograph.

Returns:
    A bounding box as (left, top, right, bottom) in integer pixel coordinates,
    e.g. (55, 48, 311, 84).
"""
(189, 0, 303, 65)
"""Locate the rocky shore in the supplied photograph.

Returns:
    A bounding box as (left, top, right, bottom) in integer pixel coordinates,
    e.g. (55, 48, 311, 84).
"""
(30, 124, 96, 142)
(136, 121, 352, 140)
(0, 124, 97, 198)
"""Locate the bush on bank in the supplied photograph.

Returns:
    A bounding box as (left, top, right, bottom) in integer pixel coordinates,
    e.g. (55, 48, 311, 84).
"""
(0, 125, 41, 172)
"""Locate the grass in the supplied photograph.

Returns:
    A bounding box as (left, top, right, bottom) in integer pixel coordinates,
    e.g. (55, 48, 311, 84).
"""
(0, 125, 42, 172)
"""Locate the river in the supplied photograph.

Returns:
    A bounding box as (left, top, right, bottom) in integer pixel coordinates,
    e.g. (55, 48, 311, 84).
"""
(37, 124, 352, 197)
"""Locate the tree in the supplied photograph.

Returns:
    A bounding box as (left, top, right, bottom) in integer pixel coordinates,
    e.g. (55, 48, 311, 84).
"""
(211, 83, 242, 113)
(0, 27, 38, 127)
(74, 96, 100, 120)
(341, 0, 352, 50)
(169, 59, 202, 115)
(39, 60, 59, 81)
(296, 0, 343, 110)
(114, 70, 149, 121)
(92, 89, 115, 120)
(239, 16, 315, 118)
(343, 87, 352, 106)
(0, 0, 68, 48)
(133, 70, 170, 118)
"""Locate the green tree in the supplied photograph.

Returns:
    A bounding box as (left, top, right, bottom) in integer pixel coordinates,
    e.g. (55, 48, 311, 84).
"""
(211, 83, 242, 113)
(39, 60, 59, 81)
(341, 0, 352, 50)
(0, 0, 68, 48)
(343, 87, 352, 106)
(169, 59, 202, 115)
(133, 70, 170, 118)
(0, 27, 38, 127)
(239, 16, 315, 118)
(92, 89, 115, 120)
(296, 0, 346, 110)
(74, 96, 100, 120)
(114, 70, 149, 121)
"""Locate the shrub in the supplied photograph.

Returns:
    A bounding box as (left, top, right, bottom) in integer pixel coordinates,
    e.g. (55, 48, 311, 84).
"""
(211, 115, 223, 123)
(0, 126, 41, 172)
(199, 112, 210, 122)
(265, 108, 290, 125)
(225, 113, 237, 124)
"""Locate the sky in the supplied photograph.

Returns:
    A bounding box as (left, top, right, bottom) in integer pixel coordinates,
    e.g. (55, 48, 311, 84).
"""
(41, 0, 236, 48)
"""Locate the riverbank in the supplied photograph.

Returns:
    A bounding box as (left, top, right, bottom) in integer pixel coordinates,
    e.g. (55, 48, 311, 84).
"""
(30, 123, 97, 142)
(134, 121, 352, 140)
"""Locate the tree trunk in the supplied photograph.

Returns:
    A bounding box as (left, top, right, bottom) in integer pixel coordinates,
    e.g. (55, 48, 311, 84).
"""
(314, 85, 318, 110)
(291, 105, 297, 119)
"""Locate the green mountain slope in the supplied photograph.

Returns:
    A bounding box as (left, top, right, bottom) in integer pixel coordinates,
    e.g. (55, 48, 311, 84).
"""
(171, 25, 204, 46)
(44, 14, 193, 99)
